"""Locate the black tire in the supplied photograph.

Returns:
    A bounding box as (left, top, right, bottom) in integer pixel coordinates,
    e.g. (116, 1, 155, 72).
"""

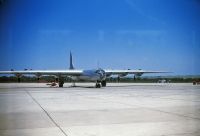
(96, 83, 101, 88)
(59, 80, 64, 87)
(59, 83, 63, 87)
(37, 78, 40, 83)
(101, 80, 106, 87)
(17, 78, 21, 83)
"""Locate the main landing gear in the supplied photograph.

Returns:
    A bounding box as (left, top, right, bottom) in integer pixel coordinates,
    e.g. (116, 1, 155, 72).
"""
(101, 80, 106, 87)
(58, 77, 64, 87)
(71, 81, 76, 87)
(59, 80, 64, 87)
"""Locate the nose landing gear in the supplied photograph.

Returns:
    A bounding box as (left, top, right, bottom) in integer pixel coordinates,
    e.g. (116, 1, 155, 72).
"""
(95, 81, 101, 88)
(95, 80, 106, 88)
(95, 83, 101, 88)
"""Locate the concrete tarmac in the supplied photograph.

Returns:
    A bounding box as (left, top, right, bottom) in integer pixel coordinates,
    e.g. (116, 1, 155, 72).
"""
(0, 83, 200, 136)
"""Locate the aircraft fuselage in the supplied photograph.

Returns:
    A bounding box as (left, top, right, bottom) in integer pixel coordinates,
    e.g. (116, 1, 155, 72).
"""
(71, 69, 106, 82)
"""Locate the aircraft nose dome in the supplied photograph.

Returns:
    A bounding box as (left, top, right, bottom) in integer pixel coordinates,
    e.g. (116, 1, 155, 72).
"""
(96, 69, 106, 80)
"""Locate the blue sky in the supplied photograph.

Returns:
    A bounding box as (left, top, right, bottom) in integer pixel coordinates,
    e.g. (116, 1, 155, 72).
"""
(0, 0, 199, 75)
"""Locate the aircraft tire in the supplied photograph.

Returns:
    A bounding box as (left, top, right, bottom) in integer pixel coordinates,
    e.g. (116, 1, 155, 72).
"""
(59, 84, 63, 87)
(96, 83, 101, 88)
(59, 80, 64, 87)
(101, 80, 106, 87)
(17, 77, 21, 83)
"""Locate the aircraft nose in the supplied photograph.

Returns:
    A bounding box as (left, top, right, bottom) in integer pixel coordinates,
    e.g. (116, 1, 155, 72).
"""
(96, 69, 106, 80)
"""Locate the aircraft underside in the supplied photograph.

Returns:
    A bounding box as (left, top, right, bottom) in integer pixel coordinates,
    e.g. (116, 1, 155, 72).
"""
(57, 78, 106, 88)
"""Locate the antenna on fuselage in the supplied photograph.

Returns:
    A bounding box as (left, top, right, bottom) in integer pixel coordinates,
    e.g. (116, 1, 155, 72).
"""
(69, 51, 74, 69)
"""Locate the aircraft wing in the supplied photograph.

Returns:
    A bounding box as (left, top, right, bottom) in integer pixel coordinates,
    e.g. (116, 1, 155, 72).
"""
(104, 69, 170, 76)
(0, 69, 170, 78)
(0, 70, 83, 76)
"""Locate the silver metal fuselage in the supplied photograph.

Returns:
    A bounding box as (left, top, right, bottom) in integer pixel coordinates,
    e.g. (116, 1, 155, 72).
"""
(71, 69, 105, 82)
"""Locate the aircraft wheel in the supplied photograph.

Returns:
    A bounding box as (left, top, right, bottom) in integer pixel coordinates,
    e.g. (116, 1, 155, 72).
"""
(59, 83, 63, 87)
(96, 83, 101, 88)
(101, 80, 106, 87)
(37, 77, 40, 83)
(17, 77, 21, 83)
(59, 80, 64, 87)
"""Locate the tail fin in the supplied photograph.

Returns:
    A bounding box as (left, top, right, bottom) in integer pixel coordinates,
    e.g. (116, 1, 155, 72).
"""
(69, 52, 74, 69)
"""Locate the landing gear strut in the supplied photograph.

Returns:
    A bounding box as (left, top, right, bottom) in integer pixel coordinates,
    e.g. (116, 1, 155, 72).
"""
(101, 80, 106, 87)
(16, 74, 22, 83)
(58, 77, 64, 87)
(95, 82, 101, 88)
(37, 77, 40, 83)
(59, 80, 64, 87)
(72, 81, 76, 87)
(17, 77, 21, 83)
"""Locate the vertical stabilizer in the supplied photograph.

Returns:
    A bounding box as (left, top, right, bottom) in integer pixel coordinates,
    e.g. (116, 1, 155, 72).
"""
(69, 52, 74, 69)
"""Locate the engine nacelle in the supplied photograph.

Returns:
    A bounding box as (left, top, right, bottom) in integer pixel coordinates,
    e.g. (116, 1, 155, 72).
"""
(134, 73, 143, 77)
(119, 73, 128, 77)
(106, 73, 112, 77)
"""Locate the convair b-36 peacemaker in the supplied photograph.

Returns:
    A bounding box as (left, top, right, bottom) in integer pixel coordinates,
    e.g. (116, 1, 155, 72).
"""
(0, 52, 169, 88)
